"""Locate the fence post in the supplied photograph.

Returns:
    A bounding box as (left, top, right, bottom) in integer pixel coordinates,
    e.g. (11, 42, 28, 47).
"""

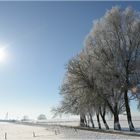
(5, 132, 7, 140)
(33, 131, 36, 137)
(55, 130, 57, 135)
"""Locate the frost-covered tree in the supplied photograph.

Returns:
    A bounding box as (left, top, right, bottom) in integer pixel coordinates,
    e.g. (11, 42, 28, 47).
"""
(87, 6, 140, 131)
(54, 50, 111, 129)
(53, 51, 98, 126)
(85, 34, 125, 130)
(54, 48, 125, 130)
(54, 6, 140, 132)
(37, 114, 47, 120)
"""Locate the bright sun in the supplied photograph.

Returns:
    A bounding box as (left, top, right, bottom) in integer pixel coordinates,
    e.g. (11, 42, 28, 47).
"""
(0, 48, 6, 62)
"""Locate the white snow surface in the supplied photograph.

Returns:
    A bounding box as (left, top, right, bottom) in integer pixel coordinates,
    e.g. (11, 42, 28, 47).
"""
(0, 122, 139, 140)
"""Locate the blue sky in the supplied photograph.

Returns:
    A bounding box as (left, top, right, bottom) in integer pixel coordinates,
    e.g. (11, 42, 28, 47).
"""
(0, 1, 139, 120)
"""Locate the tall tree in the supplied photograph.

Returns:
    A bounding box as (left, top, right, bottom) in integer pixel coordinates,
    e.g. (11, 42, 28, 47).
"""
(88, 6, 140, 131)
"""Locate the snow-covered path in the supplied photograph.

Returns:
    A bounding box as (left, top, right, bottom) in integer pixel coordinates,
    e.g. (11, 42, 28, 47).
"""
(0, 122, 139, 140)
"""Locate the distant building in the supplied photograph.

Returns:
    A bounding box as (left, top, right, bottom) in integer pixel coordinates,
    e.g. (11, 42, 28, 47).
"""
(21, 116, 29, 121)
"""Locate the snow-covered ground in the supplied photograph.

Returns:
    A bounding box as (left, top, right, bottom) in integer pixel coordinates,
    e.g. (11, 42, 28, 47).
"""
(43, 115, 140, 131)
(0, 121, 140, 140)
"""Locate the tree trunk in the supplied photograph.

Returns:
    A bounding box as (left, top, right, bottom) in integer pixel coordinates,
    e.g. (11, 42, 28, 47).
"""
(124, 90, 135, 131)
(100, 114, 109, 130)
(96, 113, 101, 129)
(106, 98, 122, 130)
(89, 113, 95, 128)
(114, 111, 121, 130)
(84, 115, 88, 127)
(86, 115, 90, 127)
(99, 106, 109, 130)
(80, 113, 85, 127)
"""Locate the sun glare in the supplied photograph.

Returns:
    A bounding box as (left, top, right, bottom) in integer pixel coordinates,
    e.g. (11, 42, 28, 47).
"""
(0, 48, 6, 62)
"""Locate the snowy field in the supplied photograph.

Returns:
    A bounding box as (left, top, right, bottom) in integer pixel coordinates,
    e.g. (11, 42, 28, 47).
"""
(0, 121, 140, 140)
(42, 115, 140, 131)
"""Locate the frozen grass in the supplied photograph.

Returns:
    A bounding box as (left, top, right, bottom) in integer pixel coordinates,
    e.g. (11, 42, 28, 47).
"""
(0, 121, 140, 140)
(44, 115, 140, 131)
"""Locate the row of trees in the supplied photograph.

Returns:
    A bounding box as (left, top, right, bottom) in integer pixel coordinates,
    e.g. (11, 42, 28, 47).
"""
(54, 6, 140, 131)
(21, 114, 47, 121)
